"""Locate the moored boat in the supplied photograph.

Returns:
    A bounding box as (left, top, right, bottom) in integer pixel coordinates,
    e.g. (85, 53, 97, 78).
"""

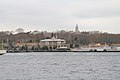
(0, 41, 7, 55)
(71, 46, 120, 52)
(56, 47, 70, 51)
(0, 50, 6, 55)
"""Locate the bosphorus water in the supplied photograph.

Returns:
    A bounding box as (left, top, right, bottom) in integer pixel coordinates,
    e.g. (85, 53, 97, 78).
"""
(0, 52, 120, 80)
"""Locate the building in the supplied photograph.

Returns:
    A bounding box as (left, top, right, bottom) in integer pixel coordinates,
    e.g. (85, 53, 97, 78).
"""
(16, 42, 40, 47)
(32, 30, 40, 35)
(40, 35, 67, 49)
(75, 24, 80, 33)
(88, 31, 102, 34)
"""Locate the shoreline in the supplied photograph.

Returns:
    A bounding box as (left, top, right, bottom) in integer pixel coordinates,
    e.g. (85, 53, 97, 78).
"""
(7, 50, 120, 53)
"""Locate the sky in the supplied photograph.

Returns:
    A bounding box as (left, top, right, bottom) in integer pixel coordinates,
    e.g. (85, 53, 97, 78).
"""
(0, 0, 120, 33)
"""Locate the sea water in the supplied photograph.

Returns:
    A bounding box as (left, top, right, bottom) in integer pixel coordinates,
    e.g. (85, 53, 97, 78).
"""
(0, 52, 120, 80)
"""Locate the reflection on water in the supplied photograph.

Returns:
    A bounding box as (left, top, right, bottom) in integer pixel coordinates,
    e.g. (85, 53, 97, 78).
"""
(0, 52, 120, 80)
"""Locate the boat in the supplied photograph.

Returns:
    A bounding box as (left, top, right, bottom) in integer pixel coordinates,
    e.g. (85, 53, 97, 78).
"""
(71, 46, 120, 52)
(56, 47, 70, 52)
(0, 50, 6, 55)
(0, 41, 6, 55)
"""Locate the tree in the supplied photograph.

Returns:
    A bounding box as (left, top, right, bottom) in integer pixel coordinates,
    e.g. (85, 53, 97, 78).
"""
(70, 44, 74, 48)
(53, 46, 57, 49)
(51, 33, 54, 38)
(50, 46, 52, 50)
(43, 46, 48, 50)
(32, 46, 35, 50)
(24, 44, 28, 51)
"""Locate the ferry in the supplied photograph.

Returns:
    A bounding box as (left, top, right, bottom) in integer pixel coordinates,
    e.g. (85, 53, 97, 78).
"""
(71, 45, 120, 52)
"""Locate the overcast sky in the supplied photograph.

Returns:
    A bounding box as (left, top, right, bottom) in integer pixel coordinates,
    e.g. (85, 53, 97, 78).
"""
(0, 0, 120, 33)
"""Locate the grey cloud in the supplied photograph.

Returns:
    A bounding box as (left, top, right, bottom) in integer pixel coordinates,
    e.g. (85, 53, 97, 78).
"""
(0, 0, 120, 33)
(75, 8, 120, 19)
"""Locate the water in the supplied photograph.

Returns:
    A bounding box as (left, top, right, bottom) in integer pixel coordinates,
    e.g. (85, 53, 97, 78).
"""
(0, 52, 120, 80)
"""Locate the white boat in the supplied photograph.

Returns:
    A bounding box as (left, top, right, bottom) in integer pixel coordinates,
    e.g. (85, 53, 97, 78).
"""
(0, 50, 6, 55)
(72, 46, 120, 52)
(56, 47, 70, 51)
(0, 41, 7, 55)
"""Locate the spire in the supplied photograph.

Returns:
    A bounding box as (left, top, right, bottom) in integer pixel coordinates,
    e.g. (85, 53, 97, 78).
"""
(76, 24, 78, 28)
(52, 35, 56, 39)
(75, 24, 80, 33)
(51, 33, 56, 39)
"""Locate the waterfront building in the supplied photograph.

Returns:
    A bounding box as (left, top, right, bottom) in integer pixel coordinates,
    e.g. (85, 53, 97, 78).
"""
(16, 42, 40, 47)
(88, 31, 102, 34)
(40, 35, 67, 49)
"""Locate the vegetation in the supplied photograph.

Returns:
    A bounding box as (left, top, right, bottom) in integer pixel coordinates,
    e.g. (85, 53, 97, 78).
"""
(0, 31, 120, 51)
(57, 32, 120, 45)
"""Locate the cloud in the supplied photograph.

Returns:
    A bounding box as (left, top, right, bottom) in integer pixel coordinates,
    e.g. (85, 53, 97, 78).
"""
(0, 0, 120, 33)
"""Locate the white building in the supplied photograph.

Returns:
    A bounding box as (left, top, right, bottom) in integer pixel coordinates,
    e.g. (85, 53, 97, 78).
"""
(40, 36, 66, 48)
(32, 30, 40, 35)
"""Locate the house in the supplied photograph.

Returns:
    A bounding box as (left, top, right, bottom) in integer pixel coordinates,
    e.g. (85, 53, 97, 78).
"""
(40, 35, 67, 49)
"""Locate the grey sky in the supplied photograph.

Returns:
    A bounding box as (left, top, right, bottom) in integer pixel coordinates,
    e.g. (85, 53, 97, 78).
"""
(0, 0, 120, 33)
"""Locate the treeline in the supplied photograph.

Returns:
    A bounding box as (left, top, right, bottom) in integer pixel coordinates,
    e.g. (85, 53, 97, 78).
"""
(57, 32, 120, 46)
(0, 32, 120, 46)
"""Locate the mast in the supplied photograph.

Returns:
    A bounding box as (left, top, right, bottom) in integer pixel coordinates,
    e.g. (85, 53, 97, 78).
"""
(1, 40, 3, 50)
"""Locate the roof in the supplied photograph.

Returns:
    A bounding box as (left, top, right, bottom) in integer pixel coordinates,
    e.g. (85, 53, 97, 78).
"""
(41, 38, 65, 42)
(41, 35, 65, 42)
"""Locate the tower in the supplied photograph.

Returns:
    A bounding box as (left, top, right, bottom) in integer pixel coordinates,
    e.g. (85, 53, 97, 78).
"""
(75, 24, 80, 33)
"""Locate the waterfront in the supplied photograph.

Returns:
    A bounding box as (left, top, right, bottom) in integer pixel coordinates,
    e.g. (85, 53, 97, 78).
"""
(0, 52, 120, 80)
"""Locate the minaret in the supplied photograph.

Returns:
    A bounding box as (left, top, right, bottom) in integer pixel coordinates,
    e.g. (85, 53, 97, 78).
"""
(75, 24, 80, 33)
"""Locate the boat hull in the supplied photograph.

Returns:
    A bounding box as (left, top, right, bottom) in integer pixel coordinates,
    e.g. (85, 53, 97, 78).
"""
(0, 50, 6, 55)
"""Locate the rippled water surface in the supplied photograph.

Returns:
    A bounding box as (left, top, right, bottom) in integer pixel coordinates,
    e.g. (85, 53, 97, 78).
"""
(0, 52, 120, 80)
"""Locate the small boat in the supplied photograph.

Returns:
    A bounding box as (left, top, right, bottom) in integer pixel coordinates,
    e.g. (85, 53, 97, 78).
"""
(0, 50, 6, 55)
(0, 41, 6, 55)
(56, 47, 70, 51)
